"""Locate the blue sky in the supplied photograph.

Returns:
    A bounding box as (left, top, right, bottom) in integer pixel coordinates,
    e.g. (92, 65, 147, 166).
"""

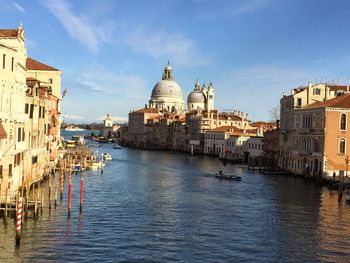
(2, 0, 350, 123)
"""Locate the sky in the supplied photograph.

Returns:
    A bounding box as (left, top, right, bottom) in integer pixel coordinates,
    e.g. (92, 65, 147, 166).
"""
(2, 0, 350, 123)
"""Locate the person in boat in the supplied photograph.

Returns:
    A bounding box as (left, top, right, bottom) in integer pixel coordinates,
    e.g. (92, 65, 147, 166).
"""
(219, 170, 223, 176)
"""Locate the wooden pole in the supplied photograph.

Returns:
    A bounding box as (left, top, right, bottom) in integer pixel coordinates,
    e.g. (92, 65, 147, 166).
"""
(49, 173, 52, 210)
(5, 187, 8, 219)
(34, 183, 38, 218)
(68, 157, 72, 218)
(14, 194, 17, 223)
(40, 184, 43, 216)
(60, 159, 64, 201)
(79, 176, 84, 213)
(15, 196, 22, 246)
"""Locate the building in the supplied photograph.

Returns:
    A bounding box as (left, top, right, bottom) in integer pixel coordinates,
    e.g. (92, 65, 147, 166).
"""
(187, 80, 214, 111)
(280, 82, 349, 171)
(0, 25, 28, 195)
(0, 25, 63, 196)
(263, 125, 280, 171)
(280, 82, 350, 178)
(148, 62, 184, 113)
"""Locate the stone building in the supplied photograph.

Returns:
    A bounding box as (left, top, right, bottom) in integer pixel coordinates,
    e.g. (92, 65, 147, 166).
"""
(279, 82, 350, 178)
(187, 80, 214, 111)
(148, 62, 184, 113)
(0, 25, 62, 195)
(0, 25, 28, 195)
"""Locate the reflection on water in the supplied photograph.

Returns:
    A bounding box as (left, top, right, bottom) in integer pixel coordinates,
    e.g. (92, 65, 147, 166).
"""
(1, 146, 350, 262)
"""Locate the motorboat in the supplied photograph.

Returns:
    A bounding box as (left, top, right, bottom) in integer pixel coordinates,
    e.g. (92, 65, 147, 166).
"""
(345, 188, 350, 202)
(102, 153, 112, 161)
(91, 161, 105, 170)
(215, 171, 241, 181)
(90, 143, 101, 147)
(113, 143, 122, 149)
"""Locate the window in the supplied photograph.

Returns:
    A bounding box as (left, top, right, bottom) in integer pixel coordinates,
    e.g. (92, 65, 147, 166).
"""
(32, 155, 38, 164)
(11, 57, 14, 71)
(340, 113, 347, 130)
(48, 78, 53, 84)
(29, 104, 34, 119)
(25, 103, 29, 114)
(2, 54, 5, 69)
(0, 165, 2, 178)
(17, 127, 21, 142)
(339, 138, 346, 154)
(297, 98, 302, 107)
(9, 164, 12, 176)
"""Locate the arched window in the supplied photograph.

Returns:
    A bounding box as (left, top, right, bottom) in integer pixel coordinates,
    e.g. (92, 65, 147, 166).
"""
(340, 113, 347, 130)
(339, 138, 346, 154)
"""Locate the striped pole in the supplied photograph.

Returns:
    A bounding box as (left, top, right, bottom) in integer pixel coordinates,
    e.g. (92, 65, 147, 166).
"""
(60, 159, 64, 201)
(16, 196, 23, 245)
(79, 176, 84, 213)
(68, 157, 72, 218)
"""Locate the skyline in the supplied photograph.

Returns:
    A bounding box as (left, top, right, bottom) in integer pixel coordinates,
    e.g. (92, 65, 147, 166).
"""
(2, 0, 350, 123)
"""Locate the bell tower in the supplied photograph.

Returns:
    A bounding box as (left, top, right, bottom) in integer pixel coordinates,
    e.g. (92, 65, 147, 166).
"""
(206, 82, 214, 111)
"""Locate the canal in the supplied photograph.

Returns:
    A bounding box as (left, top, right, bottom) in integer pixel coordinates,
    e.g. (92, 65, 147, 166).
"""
(1, 144, 350, 262)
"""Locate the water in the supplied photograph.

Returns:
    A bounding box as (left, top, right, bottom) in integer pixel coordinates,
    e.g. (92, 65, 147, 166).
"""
(1, 144, 350, 262)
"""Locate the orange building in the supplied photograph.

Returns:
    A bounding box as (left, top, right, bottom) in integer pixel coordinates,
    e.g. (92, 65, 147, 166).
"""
(287, 93, 350, 178)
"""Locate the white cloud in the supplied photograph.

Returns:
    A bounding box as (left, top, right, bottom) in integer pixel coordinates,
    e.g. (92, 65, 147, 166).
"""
(41, 0, 114, 53)
(124, 28, 211, 66)
(12, 1, 25, 13)
(64, 114, 84, 120)
(97, 115, 128, 123)
(76, 64, 148, 100)
(215, 64, 312, 121)
(195, 0, 271, 20)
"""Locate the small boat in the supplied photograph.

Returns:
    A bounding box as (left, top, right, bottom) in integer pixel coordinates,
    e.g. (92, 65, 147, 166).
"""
(215, 171, 241, 181)
(91, 161, 105, 170)
(113, 143, 121, 149)
(345, 188, 350, 202)
(102, 153, 112, 161)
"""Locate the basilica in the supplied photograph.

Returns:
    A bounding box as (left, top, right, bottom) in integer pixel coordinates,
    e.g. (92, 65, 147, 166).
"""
(148, 62, 215, 113)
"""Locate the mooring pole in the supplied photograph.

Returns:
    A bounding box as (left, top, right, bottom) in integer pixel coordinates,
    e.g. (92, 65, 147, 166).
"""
(68, 157, 72, 218)
(15, 196, 22, 246)
(60, 159, 64, 201)
(79, 176, 84, 213)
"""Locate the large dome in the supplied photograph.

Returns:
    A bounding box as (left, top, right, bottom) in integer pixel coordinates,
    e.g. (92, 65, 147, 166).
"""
(148, 62, 184, 113)
(151, 80, 183, 98)
(187, 91, 205, 103)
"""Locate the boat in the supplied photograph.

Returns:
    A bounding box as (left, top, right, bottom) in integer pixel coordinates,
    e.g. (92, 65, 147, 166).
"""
(113, 143, 122, 149)
(345, 188, 350, 202)
(102, 153, 112, 161)
(64, 125, 85, 131)
(215, 171, 241, 181)
(91, 161, 105, 170)
(90, 143, 101, 147)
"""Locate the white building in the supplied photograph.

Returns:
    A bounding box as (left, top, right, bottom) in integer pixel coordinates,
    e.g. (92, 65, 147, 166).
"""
(187, 80, 215, 111)
(148, 62, 184, 113)
(226, 134, 250, 161)
(0, 24, 28, 194)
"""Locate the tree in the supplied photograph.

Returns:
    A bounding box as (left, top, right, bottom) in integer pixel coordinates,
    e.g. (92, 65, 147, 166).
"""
(269, 104, 280, 122)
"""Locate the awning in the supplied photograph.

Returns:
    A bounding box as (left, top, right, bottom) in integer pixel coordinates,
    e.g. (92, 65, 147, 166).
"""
(0, 123, 7, 139)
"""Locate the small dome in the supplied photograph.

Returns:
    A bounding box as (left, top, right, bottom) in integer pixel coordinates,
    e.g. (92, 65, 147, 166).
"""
(187, 91, 205, 103)
(151, 80, 183, 98)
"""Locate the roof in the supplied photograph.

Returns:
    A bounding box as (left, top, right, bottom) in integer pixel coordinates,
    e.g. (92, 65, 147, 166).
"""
(26, 57, 59, 71)
(134, 108, 160, 114)
(303, 93, 350, 109)
(0, 29, 19, 38)
(207, 126, 242, 133)
(0, 123, 7, 139)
